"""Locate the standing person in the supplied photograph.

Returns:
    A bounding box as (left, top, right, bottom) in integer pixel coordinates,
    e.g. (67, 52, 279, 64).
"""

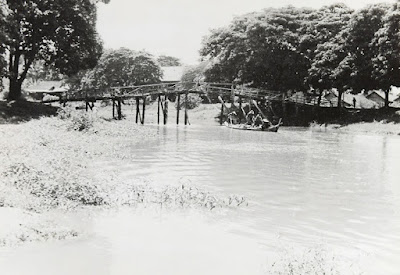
(353, 97, 356, 108)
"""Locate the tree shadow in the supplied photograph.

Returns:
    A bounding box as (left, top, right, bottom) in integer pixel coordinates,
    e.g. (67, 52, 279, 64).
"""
(0, 100, 59, 124)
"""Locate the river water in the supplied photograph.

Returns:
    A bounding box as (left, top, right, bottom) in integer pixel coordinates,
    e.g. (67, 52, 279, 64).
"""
(1, 125, 400, 275)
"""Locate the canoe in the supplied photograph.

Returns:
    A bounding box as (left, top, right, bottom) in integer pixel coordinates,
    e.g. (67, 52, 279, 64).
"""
(223, 121, 280, 132)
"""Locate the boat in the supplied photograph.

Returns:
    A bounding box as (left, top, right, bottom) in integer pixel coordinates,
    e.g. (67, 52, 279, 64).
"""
(223, 119, 281, 132)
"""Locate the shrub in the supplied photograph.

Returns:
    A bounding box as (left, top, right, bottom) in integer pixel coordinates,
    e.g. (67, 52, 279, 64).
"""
(57, 107, 94, 131)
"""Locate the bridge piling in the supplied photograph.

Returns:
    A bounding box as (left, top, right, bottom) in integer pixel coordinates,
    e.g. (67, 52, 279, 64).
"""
(135, 97, 140, 123)
(176, 93, 180, 125)
(117, 98, 122, 120)
(112, 99, 116, 119)
(184, 93, 188, 125)
(220, 99, 224, 125)
(141, 97, 145, 124)
(163, 95, 168, 125)
(157, 95, 160, 124)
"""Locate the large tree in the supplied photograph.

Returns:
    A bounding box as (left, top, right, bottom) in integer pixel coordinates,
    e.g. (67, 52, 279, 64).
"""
(344, 3, 389, 94)
(0, 4, 6, 90)
(371, 2, 400, 107)
(71, 48, 162, 95)
(1, 0, 106, 100)
(304, 4, 354, 105)
(200, 7, 314, 93)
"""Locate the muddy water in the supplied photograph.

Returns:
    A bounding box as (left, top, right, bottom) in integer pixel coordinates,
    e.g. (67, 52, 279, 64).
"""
(1, 126, 400, 274)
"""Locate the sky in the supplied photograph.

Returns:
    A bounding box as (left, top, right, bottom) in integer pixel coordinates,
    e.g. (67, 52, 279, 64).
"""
(97, 0, 396, 65)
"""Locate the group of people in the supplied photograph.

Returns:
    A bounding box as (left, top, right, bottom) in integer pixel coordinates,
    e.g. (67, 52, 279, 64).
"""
(227, 109, 272, 129)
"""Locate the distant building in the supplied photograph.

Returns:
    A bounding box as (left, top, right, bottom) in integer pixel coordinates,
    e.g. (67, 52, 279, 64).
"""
(391, 95, 400, 108)
(160, 66, 184, 83)
(322, 89, 377, 109)
(23, 80, 68, 101)
(365, 90, 399, 108)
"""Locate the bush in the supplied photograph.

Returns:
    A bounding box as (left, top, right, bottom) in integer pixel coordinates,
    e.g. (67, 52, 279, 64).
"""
(57, 107, 94, 131)
(175, 93, 203, 110)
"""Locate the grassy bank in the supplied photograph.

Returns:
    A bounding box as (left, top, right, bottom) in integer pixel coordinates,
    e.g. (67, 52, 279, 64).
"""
(0, 107, 245, 246)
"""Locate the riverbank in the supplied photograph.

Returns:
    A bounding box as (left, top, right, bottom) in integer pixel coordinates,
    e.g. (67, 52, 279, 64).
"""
(310, 120, 400, 135)
(0, 108, 246, 247)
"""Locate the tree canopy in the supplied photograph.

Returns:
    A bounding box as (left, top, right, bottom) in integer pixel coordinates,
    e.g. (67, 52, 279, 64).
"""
(68, 48, 162, 95)
(200, 2, 400, 107)
(1, 0, 105, 100)
(157, 55, 182, 67)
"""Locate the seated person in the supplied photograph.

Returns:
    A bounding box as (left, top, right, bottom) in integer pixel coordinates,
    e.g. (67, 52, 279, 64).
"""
(245, 110, 255, 125)
(227, 111, 238, 124)
(252, 114, 263, 127)
(261, 118, 272, 130)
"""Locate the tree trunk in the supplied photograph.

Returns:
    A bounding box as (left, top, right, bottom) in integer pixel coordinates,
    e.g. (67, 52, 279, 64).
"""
(385, 89, 390, 108)
(317, 89, 322, 106)
(337, 89, 343, 108)
(8, 78, 22, 101)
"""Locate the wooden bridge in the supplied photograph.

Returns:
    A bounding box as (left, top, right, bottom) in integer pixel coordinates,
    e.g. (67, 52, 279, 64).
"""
(43, 81, 315, 125)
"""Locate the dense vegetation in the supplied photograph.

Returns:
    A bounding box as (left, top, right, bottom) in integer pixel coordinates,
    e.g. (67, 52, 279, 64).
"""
(0, 0, 108, 100)
(200, 2, 400, 107)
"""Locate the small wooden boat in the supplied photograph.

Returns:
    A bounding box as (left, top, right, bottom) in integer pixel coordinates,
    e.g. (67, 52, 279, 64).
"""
(223, 119, 281, 132)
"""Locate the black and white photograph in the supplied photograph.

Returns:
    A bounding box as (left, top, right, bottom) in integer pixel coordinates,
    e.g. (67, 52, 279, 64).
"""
(0, 0, 400, 274)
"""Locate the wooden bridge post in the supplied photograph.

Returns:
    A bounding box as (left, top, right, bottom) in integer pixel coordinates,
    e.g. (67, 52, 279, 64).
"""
(112, 99, 115, 119)
(141, 96, 146, 124)
(220, 101, 224, 125)
(117, 98, 122, 120)
(157, 95, 161, 124)
(164, 95, 168, 125)
(176, 93, 180, 125)
(282, 93, 287, 120)
(135, 97, 140, 123)
(184, 93, 188, 125)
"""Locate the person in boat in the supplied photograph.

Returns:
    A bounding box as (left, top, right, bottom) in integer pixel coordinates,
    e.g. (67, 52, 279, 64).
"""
(227, 111, 238, 125)
(261, 118, 272, 130)
(246, 110, 255, 125)
(252, 114, 263, 127)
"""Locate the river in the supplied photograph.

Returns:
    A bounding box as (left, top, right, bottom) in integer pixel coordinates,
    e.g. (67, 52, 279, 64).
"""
(1, 125, 400, 275)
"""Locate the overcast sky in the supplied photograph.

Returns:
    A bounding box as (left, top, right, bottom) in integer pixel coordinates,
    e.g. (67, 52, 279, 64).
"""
(97, 0, 396, 65)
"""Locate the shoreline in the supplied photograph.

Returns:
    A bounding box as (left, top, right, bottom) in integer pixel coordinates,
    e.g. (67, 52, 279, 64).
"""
(0, 110, 246, 247)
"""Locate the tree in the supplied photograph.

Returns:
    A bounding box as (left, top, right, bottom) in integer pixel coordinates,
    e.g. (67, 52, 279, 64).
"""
(1, 0, 106, 100)
(0, 4, 6, 90)
(73, 48, 162, 95)
(343, 4, 389, 94)
(157, 55, 181, 67)
(304, 4, 354, 105)
(200, 7, 313, 94)
(371, 2, 400, 107)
